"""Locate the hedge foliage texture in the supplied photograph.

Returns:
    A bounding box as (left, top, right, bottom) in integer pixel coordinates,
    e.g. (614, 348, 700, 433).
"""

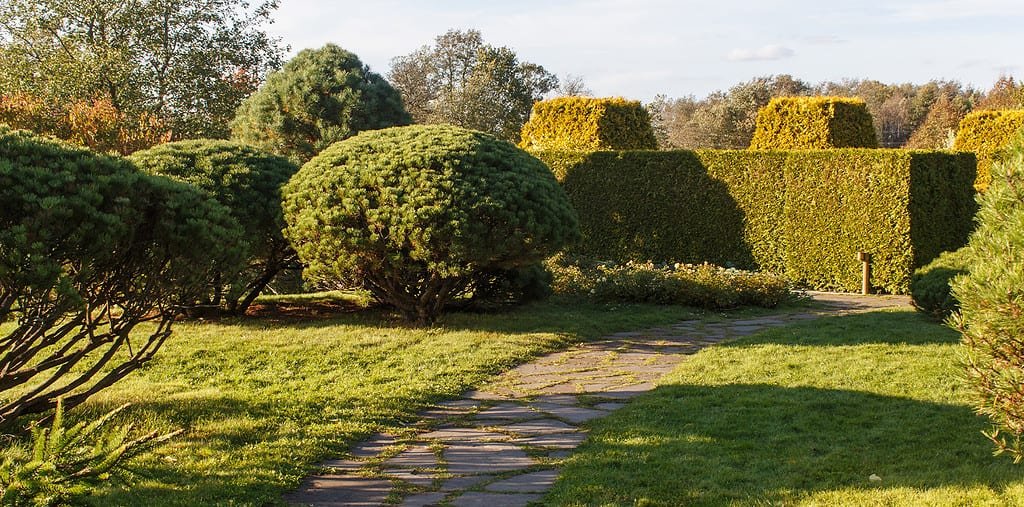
(519, 97, 657, 151)
(954, 109, 1024, 190)
(750, 96, 879, 150)
(536, 149, 975, 294)
(283, 125, 579, 324)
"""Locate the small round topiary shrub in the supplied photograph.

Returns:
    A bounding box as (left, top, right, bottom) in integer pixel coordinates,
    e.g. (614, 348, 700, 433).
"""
(282, 124, 581, 324)
(951, 139, 1024, 462)
(910, 247, 971, 319)
(129, 140, 299, 315)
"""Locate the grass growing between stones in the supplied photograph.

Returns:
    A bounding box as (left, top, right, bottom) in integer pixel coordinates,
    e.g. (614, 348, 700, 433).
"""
(545, 309, 1024, 506)
(2, 298, 714, 506)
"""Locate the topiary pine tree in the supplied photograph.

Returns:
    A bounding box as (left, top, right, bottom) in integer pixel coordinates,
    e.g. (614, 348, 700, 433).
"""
(951, 138, 1024, 462)
(129, 140, 299, 315)
(282, 124, 580, 325)
(230, 44, 411, 164)
(0, 127, 244, 425)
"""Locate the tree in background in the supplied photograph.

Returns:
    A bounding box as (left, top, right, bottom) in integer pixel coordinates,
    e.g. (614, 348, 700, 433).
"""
(0, 0, 285, 141)
(648, 75, 811, 149)
(906, 93, 971, 149)
(389, 29, 558, 141)
(231, 44, 410, 164)
(555, 74, 593, 97)
(650, 76, 985, 149)
(977, 76, 1024, 110)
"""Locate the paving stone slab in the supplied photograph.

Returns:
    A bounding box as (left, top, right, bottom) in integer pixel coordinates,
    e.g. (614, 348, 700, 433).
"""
(502, 418, 577, 435)
(440, 474, 492, 492)
(475, 403, 543, 421)
(349, 434, 396, 459)
(401, 491, 447, 507)
(464, 390, 508, 401)
(451, 492, 543, 507)
(283, 475, 392, 506)
(532, 394, 578, 405)
(530, 403, 608, 424)
(384, 445, 437, 469)
(444, 443, 536, 475)
(320, 458, 364, 473)
(513, 432, 587, 449)
(385, 468, 436, 488)
(419, 427, 509, 442)
(593, 402, 626, 411)
(484, 469, 560, 493)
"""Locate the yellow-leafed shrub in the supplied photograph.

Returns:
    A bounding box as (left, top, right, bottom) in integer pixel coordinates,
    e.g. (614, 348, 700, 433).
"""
(519, 97, 657, 151)
(953, 109, 1024, 190)
(750, 96, 878, 150)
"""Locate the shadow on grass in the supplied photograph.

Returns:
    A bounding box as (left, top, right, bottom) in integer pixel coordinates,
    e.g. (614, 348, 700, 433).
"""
(553, 383, 1017, 506)
(724, 309, 961, 348)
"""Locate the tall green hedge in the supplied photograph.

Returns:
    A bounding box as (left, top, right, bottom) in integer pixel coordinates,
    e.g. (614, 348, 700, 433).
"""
(953, 109, 1024, 190)
(750, 97, 878, 150)
(535, 149, 976, 293)
(519, 97, 657, 151)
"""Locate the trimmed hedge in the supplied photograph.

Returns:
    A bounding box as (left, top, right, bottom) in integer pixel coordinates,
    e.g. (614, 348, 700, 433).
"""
(535, 149, 976, 293)
(953, 109, 1024, 190)
(750, 96, 878, 150)
(519, 97, 657, 151)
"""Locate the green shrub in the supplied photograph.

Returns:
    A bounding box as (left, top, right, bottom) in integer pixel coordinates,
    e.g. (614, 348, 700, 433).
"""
(519, 97, 657, 151)
(230, 44, 411, 164)
(749, 96, 878, 149)
(911, 247, 971, 319)
(953, 109, 1024, 190)
(951, 141, 1024, 462)
(0, 126, 244, 425)
(548, 256, 793, 309)
(536, 149, 976, 294)
(129, 140, 299, 315)
(282, 125, 580, 324)
(0, 401, 181, 505)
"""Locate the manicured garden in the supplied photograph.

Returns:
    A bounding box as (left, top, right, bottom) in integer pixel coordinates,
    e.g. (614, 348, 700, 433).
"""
(2, 6, 1024, 503)
(3, 299, 710, 505)
(546, 309, 1024, 506)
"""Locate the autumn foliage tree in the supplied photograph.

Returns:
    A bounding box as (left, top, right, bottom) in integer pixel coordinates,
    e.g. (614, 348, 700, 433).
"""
(389, 29, 558, 141)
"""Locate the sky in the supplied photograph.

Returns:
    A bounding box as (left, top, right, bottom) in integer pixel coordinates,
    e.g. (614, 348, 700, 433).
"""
(266, 0, 1024, 101)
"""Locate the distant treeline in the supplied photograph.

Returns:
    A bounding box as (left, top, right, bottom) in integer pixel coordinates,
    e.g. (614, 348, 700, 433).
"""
(646, 75, 1024, 150)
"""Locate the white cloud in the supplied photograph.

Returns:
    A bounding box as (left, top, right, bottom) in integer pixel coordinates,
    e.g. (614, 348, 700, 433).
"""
(888, 0, 1024, 21)
(726, 45, 795, 62)
(805, 35, 846, 45)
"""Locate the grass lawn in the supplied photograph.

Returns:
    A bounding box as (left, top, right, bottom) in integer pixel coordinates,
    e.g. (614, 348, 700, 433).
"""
(545, 308, 1024, 506)
(14, 298, 715, 505)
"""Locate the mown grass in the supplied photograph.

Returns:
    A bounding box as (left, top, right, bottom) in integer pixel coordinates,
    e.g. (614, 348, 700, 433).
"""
(5, 298, 722, 505)
(545, 309, 1024, 506)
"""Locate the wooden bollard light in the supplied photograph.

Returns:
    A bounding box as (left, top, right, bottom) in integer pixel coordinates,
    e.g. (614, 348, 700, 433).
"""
(857, 251, 872, 295)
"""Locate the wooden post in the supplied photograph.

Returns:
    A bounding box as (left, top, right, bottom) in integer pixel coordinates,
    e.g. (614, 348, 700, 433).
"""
(857, 252, 872, 295)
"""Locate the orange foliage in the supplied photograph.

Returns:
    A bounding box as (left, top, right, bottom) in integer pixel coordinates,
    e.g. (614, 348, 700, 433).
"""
(0, 94, 170, 154)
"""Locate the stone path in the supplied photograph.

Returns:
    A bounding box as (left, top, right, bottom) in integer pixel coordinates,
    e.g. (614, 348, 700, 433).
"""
(284, 292, 911, 507)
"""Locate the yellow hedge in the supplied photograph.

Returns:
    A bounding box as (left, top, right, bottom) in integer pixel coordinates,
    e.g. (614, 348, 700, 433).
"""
(953, 109, 1024, 190)
(749, 96, 878, 150)
(519, 97, 657, 151)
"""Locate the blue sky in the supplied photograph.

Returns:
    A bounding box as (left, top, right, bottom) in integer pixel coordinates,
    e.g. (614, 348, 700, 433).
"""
(267, 0, 1024, 101)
